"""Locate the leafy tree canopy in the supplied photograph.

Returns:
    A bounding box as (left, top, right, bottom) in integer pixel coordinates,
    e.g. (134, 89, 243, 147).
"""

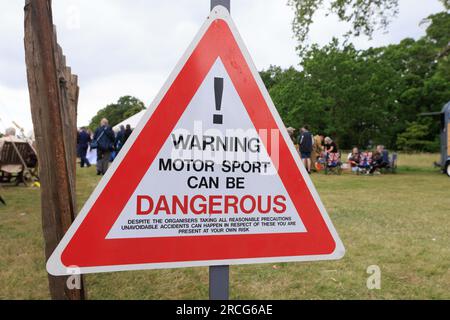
(88, 95, 146, 131)
(397, 121, 440, 152)
(288, 0, 450, 56)
(261, 11, 450, 151)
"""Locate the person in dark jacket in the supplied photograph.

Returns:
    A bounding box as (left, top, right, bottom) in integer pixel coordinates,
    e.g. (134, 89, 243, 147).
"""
(115, 125, 126, 153)
(93, 118, 115, 175)
(298, 125, 314, 174)
(77, 127, 91, 168)
(124, 124, 133, 144)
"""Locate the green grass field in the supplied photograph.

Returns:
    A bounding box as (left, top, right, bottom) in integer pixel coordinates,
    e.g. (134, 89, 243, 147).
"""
(0, 153, 449, 300)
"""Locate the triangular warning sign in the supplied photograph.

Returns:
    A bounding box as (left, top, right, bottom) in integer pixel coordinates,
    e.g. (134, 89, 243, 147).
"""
(47, 6, 344, 276)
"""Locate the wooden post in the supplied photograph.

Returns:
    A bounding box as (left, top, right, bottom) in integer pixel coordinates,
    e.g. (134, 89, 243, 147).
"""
(0, 184, 6, 205)
(24, 0, 86, 300)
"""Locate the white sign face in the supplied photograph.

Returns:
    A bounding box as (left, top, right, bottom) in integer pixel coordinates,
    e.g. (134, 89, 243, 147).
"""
(107, 59, 306, 240)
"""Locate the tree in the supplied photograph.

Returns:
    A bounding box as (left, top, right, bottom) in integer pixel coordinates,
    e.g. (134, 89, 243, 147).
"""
(88, 96, 146, 131)
(377, 12, 450, 145)
(288, 0, 450, 56)
(260, 9, 449, 151)
(422, 12, 450, 115)
(262, 39, 401, 149)
(423, 12, 450, 50)
(397, 121, 440, 152)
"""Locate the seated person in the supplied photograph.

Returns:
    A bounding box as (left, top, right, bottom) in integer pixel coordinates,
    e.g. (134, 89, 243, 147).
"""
(369, 145, 389, 174)
(358, 151, 372, 171)
(327, 152, 341, 167)
(348, 147, 362, 172)
(324, 137, 339, 154)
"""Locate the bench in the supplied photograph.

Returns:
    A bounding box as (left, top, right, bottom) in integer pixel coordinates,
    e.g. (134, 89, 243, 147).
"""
(0, 140, 38, 185)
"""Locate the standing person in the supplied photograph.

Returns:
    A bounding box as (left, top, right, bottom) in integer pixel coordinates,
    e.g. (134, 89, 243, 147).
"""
(77, 127, 91, 168)
(93, 118, 115, 176)
(115, 125, 126, 153)
(124, 124, 133, 144)
(311, 134, 324, 171)
(112, 125, 126, 161)
(286, 127, 296, 144)
(298, 125, 314, 174)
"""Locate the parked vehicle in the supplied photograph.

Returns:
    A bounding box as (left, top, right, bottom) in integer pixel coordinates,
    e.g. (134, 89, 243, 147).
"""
(423, 101, 450, 177)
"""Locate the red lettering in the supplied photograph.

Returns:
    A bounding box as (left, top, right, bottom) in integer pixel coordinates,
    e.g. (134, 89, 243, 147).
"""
(172, 195, 188, 215)
(137, 195, 153, 215)
(190, 195, 208, 215)
(240, 195, 256, 214)
(224, 195, 239, 214)
(257, 195, 271, 214)
(135, 194, 288, 215)
(209, 196, 222, 214)
(154, 196, 170, 215)
(273, 195, 287, 214)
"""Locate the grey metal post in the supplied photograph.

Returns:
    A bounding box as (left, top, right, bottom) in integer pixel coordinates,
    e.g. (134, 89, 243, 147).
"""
(209, 0, 231, 301)
(211, 0, 230, 12)
(209, 265, 230, 300)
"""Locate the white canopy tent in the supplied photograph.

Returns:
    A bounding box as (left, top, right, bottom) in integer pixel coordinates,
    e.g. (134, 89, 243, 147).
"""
(113, 110, 146, 132)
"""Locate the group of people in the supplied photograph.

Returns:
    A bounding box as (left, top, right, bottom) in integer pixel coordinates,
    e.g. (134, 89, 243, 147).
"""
(291, 125, 391, 175)
(347, 145, 391, 174)
(78, 120, 391, 176)
(76, 119, 133, 176)
(291, 125, 339, 174)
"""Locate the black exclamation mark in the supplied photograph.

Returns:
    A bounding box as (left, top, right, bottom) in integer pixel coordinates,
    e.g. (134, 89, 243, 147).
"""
(213, 77, 224, 125)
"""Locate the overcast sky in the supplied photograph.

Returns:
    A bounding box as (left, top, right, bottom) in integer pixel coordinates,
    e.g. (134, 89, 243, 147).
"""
(0, 0, 445, 133)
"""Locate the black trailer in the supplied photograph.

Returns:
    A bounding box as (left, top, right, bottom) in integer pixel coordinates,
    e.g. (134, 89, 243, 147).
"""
(441, 102, 450, 176)
(423, 101, 450, 176)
